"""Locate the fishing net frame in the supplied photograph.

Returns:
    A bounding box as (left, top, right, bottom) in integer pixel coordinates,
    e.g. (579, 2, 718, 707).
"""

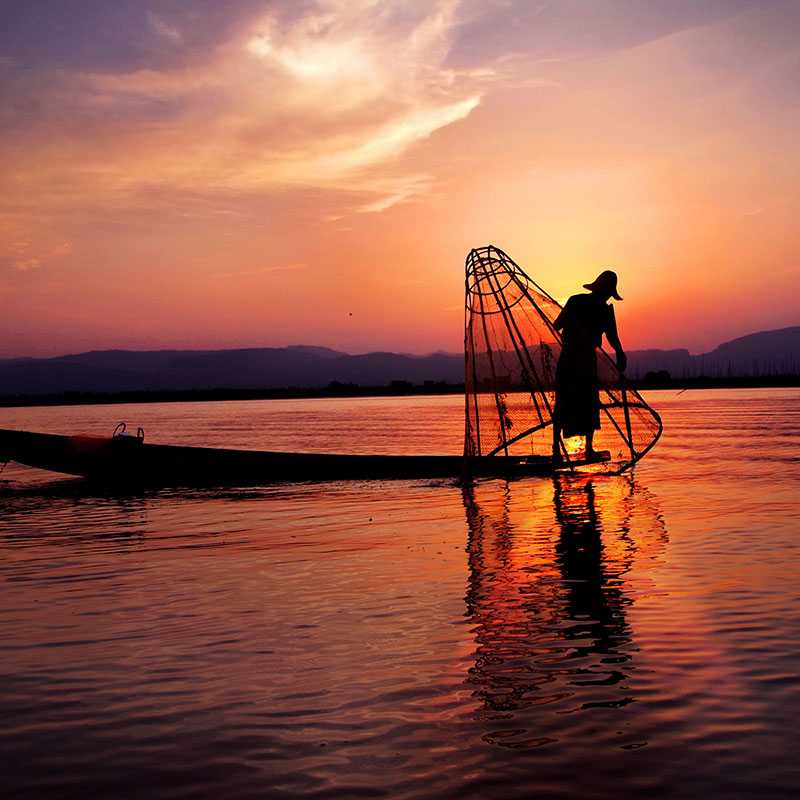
(464, 245, 663, 474)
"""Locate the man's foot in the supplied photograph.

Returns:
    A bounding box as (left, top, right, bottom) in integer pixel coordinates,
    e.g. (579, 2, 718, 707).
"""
(585, 449, 611, 463)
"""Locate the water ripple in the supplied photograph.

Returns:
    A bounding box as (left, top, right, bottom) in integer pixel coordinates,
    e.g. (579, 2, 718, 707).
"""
(1, 390, 799, 798)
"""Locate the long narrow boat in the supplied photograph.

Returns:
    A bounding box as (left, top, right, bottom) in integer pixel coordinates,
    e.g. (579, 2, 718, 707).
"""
(0, 427, 575, 485)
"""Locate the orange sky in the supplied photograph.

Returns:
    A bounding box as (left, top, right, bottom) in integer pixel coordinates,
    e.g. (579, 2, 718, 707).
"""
(1, 0, 799, 357)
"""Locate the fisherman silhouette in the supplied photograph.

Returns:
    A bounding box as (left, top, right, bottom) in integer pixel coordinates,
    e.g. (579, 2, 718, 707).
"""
(552, 270, 627, 463)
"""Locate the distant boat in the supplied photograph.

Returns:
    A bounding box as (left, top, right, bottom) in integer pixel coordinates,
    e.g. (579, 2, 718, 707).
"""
(0, 246, 661, 486)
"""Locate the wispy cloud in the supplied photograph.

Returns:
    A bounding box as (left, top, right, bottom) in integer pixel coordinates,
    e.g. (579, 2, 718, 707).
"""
(0, 228, 73, 273)
(1, 0, 493, 220)
(255, 96, 480, 199)
(354, 174, 434, 214)
(147, 12, 183, 45)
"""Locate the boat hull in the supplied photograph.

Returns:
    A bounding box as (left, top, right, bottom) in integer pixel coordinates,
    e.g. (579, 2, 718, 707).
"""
(0, 428, 558, 486)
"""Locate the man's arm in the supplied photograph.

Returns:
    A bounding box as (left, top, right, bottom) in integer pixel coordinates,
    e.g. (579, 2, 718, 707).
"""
(605, 307, 627, 372)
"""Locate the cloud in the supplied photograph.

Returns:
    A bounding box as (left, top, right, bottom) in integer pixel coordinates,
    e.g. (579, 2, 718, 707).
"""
(450, 0, 757, 67)
(0, 0, 491, 221)
(354, 174, 433, 214)
(147, 12, 183, 45)
(11, 0, 715, 231)
(261, 97, 480, 187)
(1, 232, 73, 273)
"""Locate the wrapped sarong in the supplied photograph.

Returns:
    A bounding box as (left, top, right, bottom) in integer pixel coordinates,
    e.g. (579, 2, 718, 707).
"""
(554, 345, 600, 437)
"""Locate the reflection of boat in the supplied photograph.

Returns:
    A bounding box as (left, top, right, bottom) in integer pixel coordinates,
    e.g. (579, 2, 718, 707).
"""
(0, 428, 607, 485)
(463, 476, 668, 748)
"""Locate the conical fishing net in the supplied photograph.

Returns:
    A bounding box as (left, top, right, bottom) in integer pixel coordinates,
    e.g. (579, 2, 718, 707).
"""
(464, 245, 662, 473)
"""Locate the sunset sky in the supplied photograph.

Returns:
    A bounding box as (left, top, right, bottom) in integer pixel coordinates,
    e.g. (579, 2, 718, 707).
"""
(1, 0, 799, 358)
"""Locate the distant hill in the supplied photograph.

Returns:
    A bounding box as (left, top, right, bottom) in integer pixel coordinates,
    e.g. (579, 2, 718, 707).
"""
(0, 346, 465, 395)
(0, 327, 798, 396)
(703, 326, 800, 376)
(623, 326, 800, 379)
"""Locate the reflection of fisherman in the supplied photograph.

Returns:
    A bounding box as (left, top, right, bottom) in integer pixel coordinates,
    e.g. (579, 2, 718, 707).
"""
(552, 270, 627, 463)
(553, 478, 631, 684)
(461, 477, 639, 733)
(555, 481, 615, 635)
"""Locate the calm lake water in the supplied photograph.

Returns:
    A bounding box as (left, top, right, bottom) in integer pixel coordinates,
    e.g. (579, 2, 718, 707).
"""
(1, 389, 799, 799)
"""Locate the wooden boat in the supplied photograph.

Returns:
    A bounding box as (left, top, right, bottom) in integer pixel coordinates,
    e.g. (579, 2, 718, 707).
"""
(0, 427, 579, 485)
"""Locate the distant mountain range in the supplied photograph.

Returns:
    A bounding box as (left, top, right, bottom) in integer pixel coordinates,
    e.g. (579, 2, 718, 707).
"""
(1, 327, 799, 396)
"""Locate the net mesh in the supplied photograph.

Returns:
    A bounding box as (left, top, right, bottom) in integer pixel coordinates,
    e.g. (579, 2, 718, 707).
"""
(464, 245, 662, 472)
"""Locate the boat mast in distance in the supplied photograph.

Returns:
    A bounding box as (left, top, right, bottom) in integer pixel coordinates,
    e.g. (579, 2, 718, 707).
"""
(463, 245, 662, 473)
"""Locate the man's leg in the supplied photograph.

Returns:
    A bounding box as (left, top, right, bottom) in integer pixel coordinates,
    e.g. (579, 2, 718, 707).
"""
(585, 429, 609, 461)
(552, 418, 562, 462)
